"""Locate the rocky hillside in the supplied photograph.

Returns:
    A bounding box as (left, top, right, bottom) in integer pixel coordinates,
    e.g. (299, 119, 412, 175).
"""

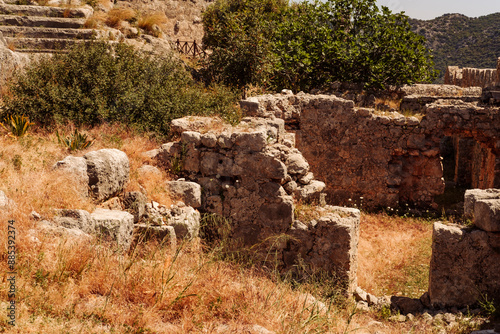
(410, 13, 500, 82)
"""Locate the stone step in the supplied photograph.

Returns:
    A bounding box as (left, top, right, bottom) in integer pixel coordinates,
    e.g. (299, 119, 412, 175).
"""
(0, 26, 95, 39)
(5, 36, 84, 50)
(0, 4, 92, 18)
(0, 14, 85, 28)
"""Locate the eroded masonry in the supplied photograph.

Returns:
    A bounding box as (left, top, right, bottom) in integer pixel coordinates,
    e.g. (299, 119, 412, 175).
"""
(241, 90, 500, 209)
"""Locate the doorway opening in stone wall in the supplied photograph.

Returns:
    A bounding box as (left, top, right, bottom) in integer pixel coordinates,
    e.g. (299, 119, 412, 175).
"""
(435, 135, 496, 215)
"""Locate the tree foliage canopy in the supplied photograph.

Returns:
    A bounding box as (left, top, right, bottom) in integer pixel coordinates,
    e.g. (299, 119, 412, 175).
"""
(203, 0, 436, 92)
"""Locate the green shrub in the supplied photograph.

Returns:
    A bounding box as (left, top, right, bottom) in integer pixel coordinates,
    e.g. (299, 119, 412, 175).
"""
(56, 129, 94, 152)
(3, 41, 239, 137)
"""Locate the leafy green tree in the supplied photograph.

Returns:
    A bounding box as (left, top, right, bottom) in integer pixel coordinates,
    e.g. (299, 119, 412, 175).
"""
(203, 0, 436, 91)
(202, 0, 288, 94)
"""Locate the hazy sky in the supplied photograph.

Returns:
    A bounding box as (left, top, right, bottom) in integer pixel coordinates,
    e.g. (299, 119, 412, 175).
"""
(376, 0, 500, 20)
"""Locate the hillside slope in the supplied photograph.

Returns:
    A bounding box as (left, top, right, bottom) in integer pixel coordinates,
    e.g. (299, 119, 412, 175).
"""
(410, 13, 500, 81)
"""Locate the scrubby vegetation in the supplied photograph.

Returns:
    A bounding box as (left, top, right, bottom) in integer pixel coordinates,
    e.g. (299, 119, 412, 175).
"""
(1, 42, 239, 138)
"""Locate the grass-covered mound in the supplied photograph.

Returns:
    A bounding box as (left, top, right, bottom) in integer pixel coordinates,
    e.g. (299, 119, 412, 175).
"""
(2, 41, 239, 137)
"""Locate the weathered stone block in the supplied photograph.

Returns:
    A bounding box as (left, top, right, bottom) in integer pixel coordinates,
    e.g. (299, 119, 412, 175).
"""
(428, 222, 500, 308)
(132, 224, 176, 247)
(91, 209, 134, 251)
(166, 206, 200, 239)
(84, 149, 130, 202)
(285, 153, 309, 176)
(165, 180, 202, 208)
(54, 209, 94, 234)
(474, 199, 500, 232)
(232, 131, 267, 152)
(465, 189, 500, 218)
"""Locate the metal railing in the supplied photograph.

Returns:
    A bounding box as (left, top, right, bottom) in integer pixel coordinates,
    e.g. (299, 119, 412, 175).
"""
(175, 39, 207, 58)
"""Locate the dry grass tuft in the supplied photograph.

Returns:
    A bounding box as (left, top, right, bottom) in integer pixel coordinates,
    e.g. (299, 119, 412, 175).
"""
(357, 212, 433, 298)
(105, 8, 136, 29)
(137, 13, 167, 37)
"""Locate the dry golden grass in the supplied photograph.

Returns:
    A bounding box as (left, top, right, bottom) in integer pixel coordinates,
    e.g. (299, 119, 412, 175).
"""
(357, 213, 433, 298)
(137, 13, 167, 37)
(374, 97, 401, 110)
(83, 13, 105, 29)
(105, 8, 136, 29)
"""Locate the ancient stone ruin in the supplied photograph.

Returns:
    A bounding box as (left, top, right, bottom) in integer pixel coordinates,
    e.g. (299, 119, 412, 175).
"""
(429, 189, 500, 309)
(241, 90, 500, 209)
(156, 116, 360, 292)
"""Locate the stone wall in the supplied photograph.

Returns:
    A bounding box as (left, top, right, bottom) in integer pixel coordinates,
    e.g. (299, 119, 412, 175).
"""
(444, 59, 499, 88)
(117, 0, 213, 42)
(428, 189, 500, 308)
(156, 116, 360, 291)
(241, 92, 500, 209)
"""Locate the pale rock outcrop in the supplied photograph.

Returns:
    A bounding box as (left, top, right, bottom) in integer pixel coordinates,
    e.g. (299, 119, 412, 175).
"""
(90, 208, 134, 251)
(84, 149, 130, 201)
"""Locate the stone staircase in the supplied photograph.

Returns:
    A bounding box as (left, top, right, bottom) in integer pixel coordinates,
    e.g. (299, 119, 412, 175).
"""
(0, 2, 110, 53)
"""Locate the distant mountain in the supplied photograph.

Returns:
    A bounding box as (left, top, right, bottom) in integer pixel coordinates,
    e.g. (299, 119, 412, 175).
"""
(410, 13, 500, 82)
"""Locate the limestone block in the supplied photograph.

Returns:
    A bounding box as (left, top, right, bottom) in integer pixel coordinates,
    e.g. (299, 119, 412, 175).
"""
(165, 180, 202, 208)
(132, 224, 176, 246)
(294, 180, 326, 201)
(183, 145, 200, 173)
(285, 153, 309, 176)
(123, 191, 147, 223)
(84, 149, 130, 201)
(428, 222, 500, 308)
(232, 131, 267, 152)
(217, 132, 233, 148)
(200, 133, 217, 147)
(54, 209, 95, 234)
(91, 209, 134, 251)
(53, 156, 89, 185)
(474, 199, 500, 232)
(296, 206, 360, 292)
(34, 220, 92, 240)
(235, 152, 287, 181)
(181, 131, 201, 146)
(166, 205, 200, 239)
(465, 189, 500, 218)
